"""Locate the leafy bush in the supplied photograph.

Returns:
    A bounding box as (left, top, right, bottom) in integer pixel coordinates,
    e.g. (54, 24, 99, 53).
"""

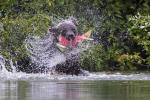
(127, 14, 150, 68)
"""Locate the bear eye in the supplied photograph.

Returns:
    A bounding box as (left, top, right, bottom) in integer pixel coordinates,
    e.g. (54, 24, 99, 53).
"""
(61, 30, 66, 36)
(72, 29, 76, 34)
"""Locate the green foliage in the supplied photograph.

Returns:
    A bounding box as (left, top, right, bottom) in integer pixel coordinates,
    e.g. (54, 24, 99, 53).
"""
(127, 14, 150, 67)
(81, 14, 150, 71)
(80, 45, 104, 71)
(128, 14, 150, 52)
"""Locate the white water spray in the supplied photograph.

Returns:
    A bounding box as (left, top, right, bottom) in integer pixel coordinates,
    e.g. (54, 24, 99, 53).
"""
(0, 55, 8, 73)
(25, 34, 67, 69)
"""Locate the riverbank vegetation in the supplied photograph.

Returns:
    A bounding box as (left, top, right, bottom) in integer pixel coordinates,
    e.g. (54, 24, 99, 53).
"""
(0, 0, 150, 72)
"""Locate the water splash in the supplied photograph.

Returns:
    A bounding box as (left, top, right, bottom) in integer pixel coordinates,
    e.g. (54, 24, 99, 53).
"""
(0, 55, 17, 73)
(25, 34, 66, 69)
(0, 55, 6, 72)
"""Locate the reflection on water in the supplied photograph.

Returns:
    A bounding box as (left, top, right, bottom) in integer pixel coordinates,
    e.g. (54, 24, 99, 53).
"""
(0, 80, 150, 100)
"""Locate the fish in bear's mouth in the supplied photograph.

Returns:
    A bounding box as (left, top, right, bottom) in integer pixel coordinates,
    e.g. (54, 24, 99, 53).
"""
(57, 30, 93, 48)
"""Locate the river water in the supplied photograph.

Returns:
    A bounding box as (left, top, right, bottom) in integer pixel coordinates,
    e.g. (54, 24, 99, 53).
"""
(0, 72, 150, 100)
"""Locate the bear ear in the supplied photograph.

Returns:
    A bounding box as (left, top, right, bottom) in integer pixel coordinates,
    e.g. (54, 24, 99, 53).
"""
(69, 17, 78, 26)
(49, 26, 58, 34)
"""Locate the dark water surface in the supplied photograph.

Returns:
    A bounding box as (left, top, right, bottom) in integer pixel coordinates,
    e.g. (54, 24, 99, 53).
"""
(0, 80, 150, 100)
